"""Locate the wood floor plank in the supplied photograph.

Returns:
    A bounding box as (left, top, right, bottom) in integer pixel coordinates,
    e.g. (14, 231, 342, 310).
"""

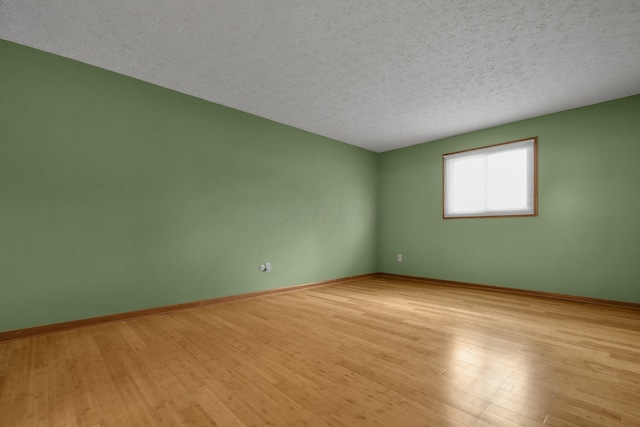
(2, 277, 640, 426)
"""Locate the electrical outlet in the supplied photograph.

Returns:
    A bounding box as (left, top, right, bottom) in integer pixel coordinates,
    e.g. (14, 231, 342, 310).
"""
(397, 254, 403, 262)
(259, 262, 272, 272)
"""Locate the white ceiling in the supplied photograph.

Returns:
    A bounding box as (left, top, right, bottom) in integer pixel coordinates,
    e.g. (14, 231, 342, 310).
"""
(2, 1, 640, 152)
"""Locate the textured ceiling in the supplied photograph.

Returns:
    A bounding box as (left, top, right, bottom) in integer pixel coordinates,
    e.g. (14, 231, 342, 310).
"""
(2, 1, 640, 152)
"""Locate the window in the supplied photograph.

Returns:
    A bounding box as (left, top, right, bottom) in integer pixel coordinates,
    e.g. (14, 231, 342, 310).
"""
(443, 137, 537, 218)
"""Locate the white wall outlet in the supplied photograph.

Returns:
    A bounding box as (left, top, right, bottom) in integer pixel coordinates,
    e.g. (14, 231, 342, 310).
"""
(265, 262, 271, 272)
(259, 264, 266, 272)
(397, 254, 403, 262)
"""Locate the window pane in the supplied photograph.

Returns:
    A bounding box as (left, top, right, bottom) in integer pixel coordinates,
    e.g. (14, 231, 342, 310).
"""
(449, 155, 485, 214)
(486, 149, 528, 211)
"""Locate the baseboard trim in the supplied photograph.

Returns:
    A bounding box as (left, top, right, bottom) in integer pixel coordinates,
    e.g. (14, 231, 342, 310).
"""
(6, 272, 636, 342)
(0, 273, 376, 342)
(376, 273, 640, 310)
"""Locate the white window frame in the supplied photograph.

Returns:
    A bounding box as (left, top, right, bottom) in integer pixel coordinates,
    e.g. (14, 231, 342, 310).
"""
(443, 137, 538, 219)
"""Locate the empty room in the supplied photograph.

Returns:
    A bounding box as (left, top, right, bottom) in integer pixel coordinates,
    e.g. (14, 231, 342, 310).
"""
(1, 1, 640, 426)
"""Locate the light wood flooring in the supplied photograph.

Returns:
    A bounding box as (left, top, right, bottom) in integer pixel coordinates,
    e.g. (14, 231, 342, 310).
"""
(1, 276, 640, 426)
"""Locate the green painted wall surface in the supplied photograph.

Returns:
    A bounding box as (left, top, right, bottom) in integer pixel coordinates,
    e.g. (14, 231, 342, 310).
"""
(0, 40, 379, 332)
(379, 95, 640, 303)
(3, 38, 639, 333)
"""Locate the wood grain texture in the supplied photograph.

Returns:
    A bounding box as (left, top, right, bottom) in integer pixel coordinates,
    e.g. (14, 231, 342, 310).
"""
(2, 276, 640, 426)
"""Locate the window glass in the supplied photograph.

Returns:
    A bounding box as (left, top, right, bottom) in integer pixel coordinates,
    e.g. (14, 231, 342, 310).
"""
(443, 138, 537, 218)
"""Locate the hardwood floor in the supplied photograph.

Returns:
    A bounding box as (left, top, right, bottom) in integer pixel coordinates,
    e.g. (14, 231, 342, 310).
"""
(1, 276, 640, 426)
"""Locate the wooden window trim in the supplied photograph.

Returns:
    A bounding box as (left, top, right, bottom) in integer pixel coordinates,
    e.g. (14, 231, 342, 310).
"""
(442, 137, 538, 219)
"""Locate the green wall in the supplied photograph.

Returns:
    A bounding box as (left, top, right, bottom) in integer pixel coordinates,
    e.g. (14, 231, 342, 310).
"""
(379, 95, 640, 303)
(0, 40, 379, 332)
(2, 38, 639, 333)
